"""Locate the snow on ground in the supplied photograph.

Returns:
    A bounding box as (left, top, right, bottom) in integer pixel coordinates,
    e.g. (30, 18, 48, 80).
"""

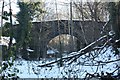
(14, 59, 84, 78)
(1, 46, 119, 78)
(0, 36, 16, 47)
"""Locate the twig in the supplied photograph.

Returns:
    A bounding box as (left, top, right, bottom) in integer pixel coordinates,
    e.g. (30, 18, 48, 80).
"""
(97, 58, 120, 64)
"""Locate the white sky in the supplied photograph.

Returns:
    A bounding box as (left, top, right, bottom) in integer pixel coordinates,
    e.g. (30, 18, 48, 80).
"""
(0, 0, 105, 15)
(0, 0, 19, 14)
(0, 0, 72, 24)
(0, 0, 20, 26)
(0, 0, 117, 25)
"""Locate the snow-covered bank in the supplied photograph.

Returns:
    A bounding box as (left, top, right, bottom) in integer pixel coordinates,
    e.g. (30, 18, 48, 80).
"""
(1, 46, 119, 78)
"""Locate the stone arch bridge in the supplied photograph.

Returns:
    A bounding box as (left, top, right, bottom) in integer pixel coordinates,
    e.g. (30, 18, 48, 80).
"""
(30, 20, 106, 58)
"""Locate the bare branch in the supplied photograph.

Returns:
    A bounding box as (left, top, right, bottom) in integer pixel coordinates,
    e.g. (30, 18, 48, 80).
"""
(38, 35, 109, 67)
(96, 59, 120, 64)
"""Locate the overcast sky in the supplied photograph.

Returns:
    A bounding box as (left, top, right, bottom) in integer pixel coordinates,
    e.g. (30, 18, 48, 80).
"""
(0, 0, 117, 25)
(0, 0, 72, 24)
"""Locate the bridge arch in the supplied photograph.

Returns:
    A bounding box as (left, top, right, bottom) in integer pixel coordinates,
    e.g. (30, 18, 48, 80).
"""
(30, 20, 105, 59)
(47, 34, 84, 53)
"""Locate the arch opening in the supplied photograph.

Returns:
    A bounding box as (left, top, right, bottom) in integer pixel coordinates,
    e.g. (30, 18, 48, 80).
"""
(47, 34, 81, 57)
